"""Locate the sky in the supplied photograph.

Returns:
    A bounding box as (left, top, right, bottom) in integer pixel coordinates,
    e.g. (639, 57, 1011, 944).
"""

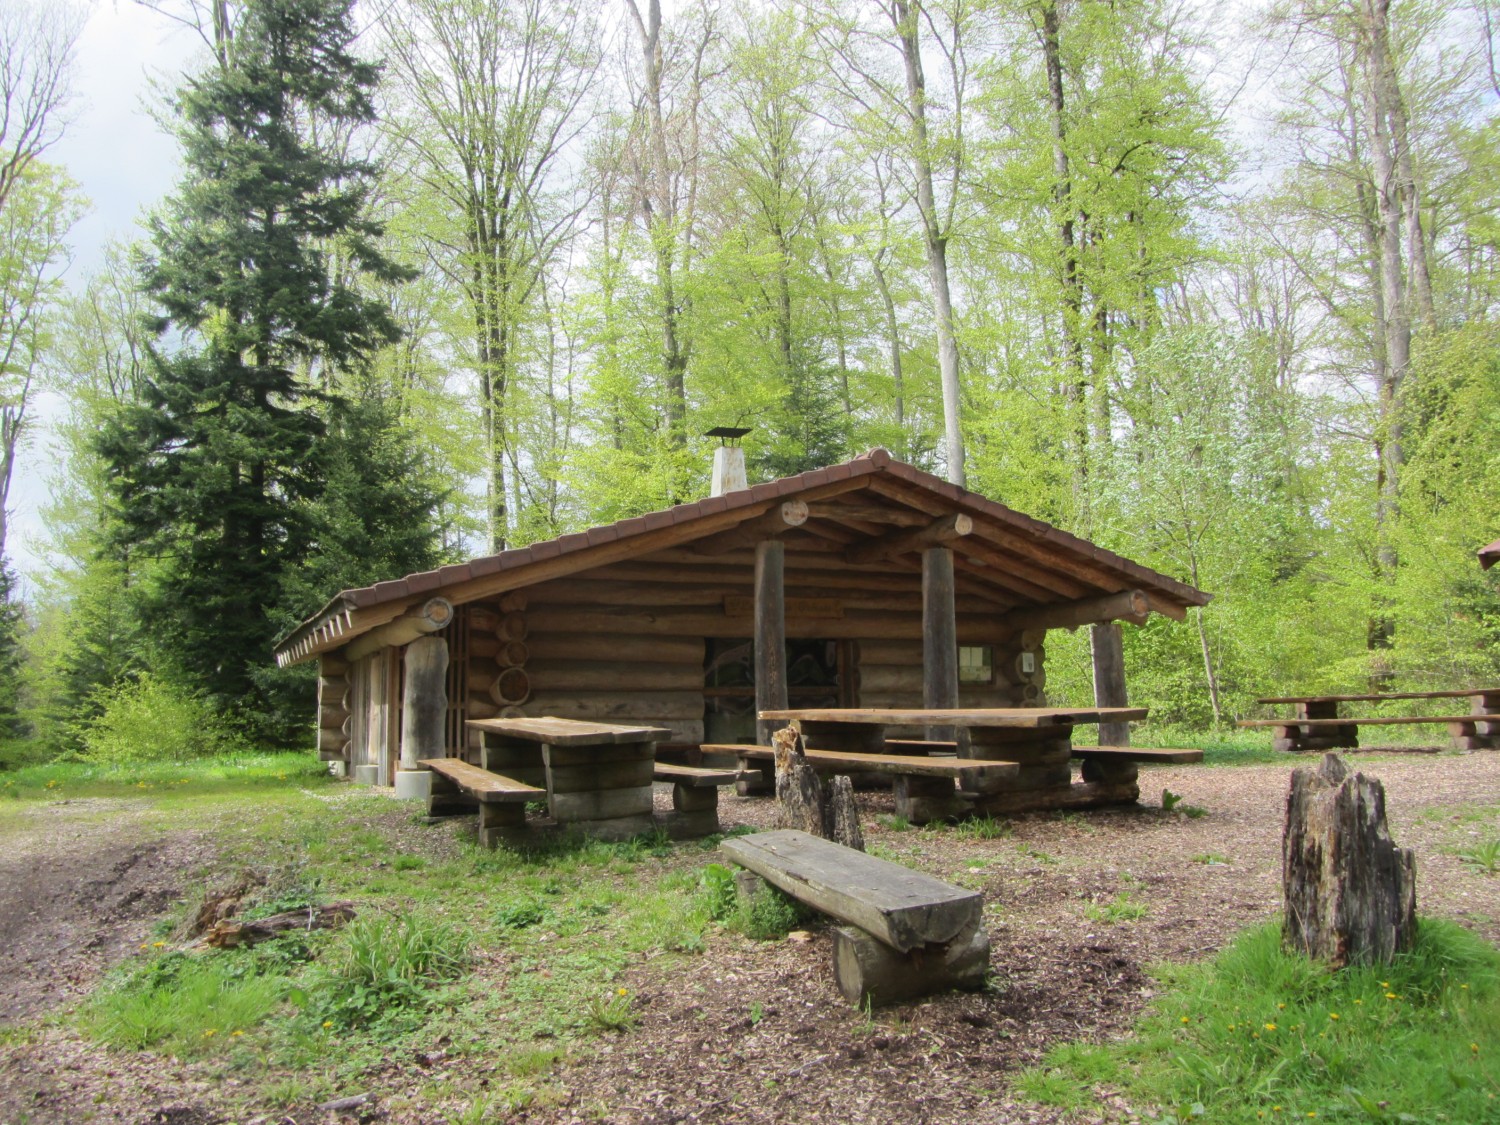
(11, 2, 197, 585)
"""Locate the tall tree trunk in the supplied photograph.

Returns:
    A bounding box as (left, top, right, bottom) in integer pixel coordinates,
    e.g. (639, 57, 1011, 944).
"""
(1039, 0, 1089, 503)
(893, 0, 965, 486)
(627, 0, 690, 446)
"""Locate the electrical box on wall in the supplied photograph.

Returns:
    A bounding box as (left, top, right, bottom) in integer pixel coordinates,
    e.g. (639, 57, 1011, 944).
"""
(1019, 651, 1037, 676)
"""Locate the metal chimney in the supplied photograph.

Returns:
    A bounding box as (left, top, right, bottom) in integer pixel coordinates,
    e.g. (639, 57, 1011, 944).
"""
(707, 426, 751, 497)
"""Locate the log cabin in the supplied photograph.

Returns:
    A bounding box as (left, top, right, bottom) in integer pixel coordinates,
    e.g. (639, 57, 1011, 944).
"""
(272, 449, 1209, 795)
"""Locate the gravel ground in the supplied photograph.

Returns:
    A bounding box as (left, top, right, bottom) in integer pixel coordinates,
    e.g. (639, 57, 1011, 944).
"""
(0, 750, 1496, 1125)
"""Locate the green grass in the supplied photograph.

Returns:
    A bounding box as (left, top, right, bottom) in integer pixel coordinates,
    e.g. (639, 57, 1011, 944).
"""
(81, 949, 291, 1057)
(1084, 891, 1148, 923)
(1016, 918, 1500, 1122)
(0, 750, 330, 802)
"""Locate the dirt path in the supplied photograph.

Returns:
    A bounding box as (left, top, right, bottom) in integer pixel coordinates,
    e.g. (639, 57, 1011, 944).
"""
(0, 799, 212, 1025)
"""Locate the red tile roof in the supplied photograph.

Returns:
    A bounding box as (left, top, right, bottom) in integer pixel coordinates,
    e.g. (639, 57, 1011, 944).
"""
(274, 449, 1210, 665)
(1481, 538, 1500, 570)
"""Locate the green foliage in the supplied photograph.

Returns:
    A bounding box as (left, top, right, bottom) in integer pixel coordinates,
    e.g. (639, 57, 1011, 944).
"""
(1084, 892, 1149, 924)
(1456, 839, 1500, 876)
(299, 910, 471, 1032)
(699, 863, 739, 923)
(97, 0, 426, 742)
(1019, 919, 1500, 1122)
(0, 563, 27, 739)
(78, 674, 249, 763)
(734, 884, 813, 942)
(952, 816, 1012, 841)
(82, 950, 287, 1056)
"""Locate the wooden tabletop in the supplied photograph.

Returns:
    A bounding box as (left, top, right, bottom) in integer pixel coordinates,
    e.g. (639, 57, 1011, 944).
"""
(466, 717, 673, 746)
(757, 707, 1149, 728)
(1257, 688, 1499, 705)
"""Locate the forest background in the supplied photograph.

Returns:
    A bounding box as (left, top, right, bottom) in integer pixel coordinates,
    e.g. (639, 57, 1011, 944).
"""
(0, 0, 1496, 758)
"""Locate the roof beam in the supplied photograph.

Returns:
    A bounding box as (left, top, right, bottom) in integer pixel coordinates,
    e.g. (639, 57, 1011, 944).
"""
(344, 597, 454, 663)
(998, 590, 1151, 633)
(846, 513, 973, 565)
(691, 499, 810, 556)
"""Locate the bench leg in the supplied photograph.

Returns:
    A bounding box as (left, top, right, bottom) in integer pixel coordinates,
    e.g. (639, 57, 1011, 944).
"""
(664, 783, 720, 838)
(1449, 720, 1499, 752)
(477, 803, 527, 848)
(832, 921, 990, 1008)
(427, 772, 477, 818)
(894, 775, 964, 825)
(736, 757, 774, 797)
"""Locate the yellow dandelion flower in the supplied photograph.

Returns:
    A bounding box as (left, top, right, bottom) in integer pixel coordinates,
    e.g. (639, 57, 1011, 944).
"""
(1253, 1033, 1260, 1039)
(617, 987, 628, 996)
(1328, 1013, 1339, 1020)
(1277, 1002, 1286, 1010)
(1353, 999, 1363, 1005)
(322, 1021, 334, 1029)
(1460, 984, 1469, 990)
(202, 1029, 217, 1038)
(1385, 992, 1398, 1000)
(230, 1030, 244, 1037)
(1228, 1024, 1236, 1030)
(1180, 1016, 1190, 1024)
(1308, 1114, 1317, 1119)
(1272, 1108, 1282, 1113)
(1473, 1043, 1481, 1054)
(1264, 1023, 1277, 1031)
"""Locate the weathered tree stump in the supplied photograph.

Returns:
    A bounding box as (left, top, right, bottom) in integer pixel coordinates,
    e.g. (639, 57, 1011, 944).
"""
(1282, 753, 1416, 967)
(772, 726, 864, 851)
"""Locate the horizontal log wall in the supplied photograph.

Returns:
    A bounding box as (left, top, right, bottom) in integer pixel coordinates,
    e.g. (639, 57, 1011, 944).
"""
(435, 542, 1051, 752)
(317, 654, 351, 762)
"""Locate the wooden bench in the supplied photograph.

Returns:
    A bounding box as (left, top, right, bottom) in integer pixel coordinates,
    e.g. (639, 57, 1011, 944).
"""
(722, 829, 990, 1007)
(706, 742, 1020, 823)
(1239, 714, 1500, 753)
(652, 761, 742, 837)
(420, 757, 545, 847)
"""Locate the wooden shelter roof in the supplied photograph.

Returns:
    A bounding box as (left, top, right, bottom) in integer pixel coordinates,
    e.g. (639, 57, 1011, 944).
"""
(274, 449, 1211, 666)
(1481, 538, 1500, 570)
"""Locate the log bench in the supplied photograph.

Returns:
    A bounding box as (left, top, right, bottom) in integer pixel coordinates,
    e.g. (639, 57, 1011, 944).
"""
(420, 757, 545, 847)
(1239, 714, 1500, 753)
(721, 829, 990, 1007)
(652, 761, 742, 837)
(705, 742, 1020, 823)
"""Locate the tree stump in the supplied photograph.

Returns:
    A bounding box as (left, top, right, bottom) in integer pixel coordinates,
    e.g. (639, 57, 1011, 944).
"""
(772, 726, 864, 851)
(1282, 753, 1416, 967)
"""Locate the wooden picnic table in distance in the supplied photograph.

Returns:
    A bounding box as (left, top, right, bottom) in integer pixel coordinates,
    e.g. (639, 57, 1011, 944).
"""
(757, 705, 1152, 818)
(1242, 688, 1500, 752)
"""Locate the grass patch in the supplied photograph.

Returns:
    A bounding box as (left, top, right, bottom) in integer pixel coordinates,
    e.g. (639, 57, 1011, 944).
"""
(952, 815, 1011, 841)
(1016, 918, 1500, 1122)
(1084, 891, 1148, 923)
(1456, 838, 1500, 876)
(82, 949, 290, 1057)
(0, 750, 329, 802)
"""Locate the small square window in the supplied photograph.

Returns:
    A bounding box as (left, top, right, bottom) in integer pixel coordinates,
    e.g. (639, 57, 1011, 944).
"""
(958, 645, 993, 684)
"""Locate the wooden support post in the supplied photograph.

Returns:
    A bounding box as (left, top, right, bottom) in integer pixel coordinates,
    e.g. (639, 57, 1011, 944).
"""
(923, 546, 959, 747)
(754, 539, 788, 747)
(1090, 622, 1130, 747)
(398, 636, 448, 800)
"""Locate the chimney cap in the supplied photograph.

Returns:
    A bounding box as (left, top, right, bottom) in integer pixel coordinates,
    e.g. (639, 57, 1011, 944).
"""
(705, 426, 752, 445)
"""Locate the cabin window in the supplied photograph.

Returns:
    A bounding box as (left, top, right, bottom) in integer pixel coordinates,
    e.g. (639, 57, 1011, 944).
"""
(703, 639, 849, 743)
(958, 645, 993, 684)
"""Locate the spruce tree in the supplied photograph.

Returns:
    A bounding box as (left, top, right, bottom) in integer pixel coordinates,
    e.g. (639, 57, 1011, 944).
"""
(99, 0, 415, 738)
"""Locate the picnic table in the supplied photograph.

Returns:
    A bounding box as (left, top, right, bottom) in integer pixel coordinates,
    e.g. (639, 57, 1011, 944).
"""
(424, 717, 737, 844)
(743, 705, 1159, 820)
(1240, 689, 1500, 752)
